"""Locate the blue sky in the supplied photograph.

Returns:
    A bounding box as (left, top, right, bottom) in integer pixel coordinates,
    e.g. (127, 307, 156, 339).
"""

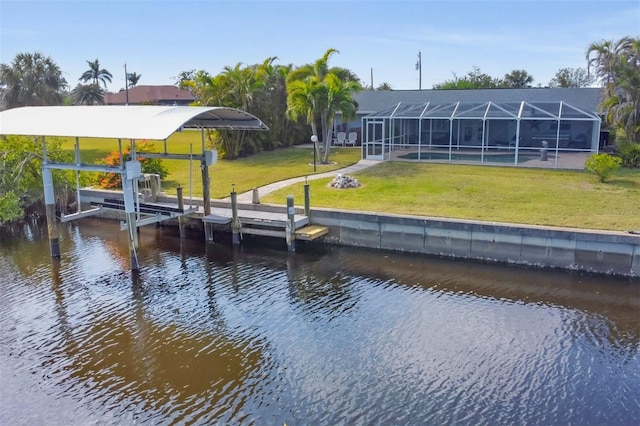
(1, 0, 638, 91)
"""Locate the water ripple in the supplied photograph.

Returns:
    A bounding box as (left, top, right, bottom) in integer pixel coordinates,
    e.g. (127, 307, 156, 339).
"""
(1, 224, 639, 425)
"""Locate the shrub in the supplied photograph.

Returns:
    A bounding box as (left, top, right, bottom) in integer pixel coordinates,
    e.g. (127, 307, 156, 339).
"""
(0, 192, 23, 224)
(585, 153, 622, 182)
(618, 142, 640, 168)
(94, 140, 168, 189)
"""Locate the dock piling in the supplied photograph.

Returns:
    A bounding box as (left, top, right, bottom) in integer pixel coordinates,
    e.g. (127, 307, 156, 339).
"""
(304, 179, 310, 219)
(42, 149, 60, 259)
(286, 195, 296, 252)
(231, 186, 241, 245)
(177, 186, 187, 240)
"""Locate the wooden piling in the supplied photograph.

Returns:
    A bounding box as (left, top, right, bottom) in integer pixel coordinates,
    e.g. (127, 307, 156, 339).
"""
(45, 203, 60, 259)
(304, 181, 310, 219)
(177, 186, 186, 239)
(231, 187, 240, 245)
(201, 159, 211, 216)
(286, 195, 295, 252)
(43, 167, 60, 259)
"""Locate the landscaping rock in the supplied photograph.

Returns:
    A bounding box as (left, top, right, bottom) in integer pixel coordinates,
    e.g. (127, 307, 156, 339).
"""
(329, 174, 361, 189)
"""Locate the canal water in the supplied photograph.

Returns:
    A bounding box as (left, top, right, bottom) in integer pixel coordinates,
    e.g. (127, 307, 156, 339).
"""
(1, 218, 639, 425)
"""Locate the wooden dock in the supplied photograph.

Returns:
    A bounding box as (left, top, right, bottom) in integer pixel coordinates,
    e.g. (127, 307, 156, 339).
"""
(89, 192, 329, 249)
(202, 207, 327, 241)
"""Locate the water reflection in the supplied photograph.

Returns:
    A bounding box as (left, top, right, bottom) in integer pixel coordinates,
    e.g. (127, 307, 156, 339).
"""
(0, 219, 638, 425)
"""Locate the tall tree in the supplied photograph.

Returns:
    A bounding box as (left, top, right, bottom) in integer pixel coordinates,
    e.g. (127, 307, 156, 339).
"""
(174, 69, 196, 90)
(433, 67, 503, 89)
(79, 59, 112, 89)
(0, 52, 67, 109)
(71, 83, 104, 105)
(286, 48, 361, 163)
(376, 82, 393, 90)
(586, 39, 624, 86)
(503, 69, 534, 88)
(221, 62, 262, 111)
(252, 57, 294, 151)
(587, 36, 640, 144)
(215, 62, 264, 157)
(548, 67, 593, 88)
(127, 72, 141, 87)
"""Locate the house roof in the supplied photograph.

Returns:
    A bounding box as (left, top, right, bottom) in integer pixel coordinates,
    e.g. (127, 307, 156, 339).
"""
(0, 105, 268, 140)
(352, 88, 603, 115)
(104, 85, 195, 105)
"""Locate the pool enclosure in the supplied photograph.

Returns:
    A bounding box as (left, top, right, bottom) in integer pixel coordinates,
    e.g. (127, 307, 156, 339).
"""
(361, 101, 601, 168)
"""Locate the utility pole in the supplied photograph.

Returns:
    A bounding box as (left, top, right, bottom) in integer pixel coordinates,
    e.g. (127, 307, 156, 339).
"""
(124, 63, 129, 105)
(370, 68, 374, 89)
(416, 51, 422, 90)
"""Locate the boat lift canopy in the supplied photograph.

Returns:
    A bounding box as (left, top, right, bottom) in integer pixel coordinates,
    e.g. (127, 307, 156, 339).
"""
(0, 105, 269, 139)
(0, 105, 268, 270)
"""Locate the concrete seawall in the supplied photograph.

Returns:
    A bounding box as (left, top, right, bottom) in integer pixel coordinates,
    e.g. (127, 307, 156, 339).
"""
(207, 199, 639, 277)
(79, 189, 640, 277)
(305, 207, 640, 277)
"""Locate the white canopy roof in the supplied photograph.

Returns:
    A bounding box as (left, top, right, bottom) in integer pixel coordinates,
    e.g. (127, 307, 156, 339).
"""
(0, 105, 268, 140)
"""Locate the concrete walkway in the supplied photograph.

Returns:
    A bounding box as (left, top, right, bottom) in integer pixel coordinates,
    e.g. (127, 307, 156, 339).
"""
(226, 159, 380, 203)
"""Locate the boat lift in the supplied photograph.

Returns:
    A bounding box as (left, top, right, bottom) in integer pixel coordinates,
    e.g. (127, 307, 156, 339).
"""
(0, 105, 268, 270)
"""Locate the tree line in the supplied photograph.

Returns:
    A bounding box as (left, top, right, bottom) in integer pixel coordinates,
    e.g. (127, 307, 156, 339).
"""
(429, 66, 594, 90)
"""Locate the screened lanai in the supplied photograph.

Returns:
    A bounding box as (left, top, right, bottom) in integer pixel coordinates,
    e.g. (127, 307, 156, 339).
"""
(361, 101, 601, 168)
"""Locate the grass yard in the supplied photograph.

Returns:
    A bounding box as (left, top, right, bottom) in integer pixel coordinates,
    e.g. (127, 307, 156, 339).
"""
(59, 134, 640, 231)
(58, 132, 362, 198)
(262, 162, 640, 232)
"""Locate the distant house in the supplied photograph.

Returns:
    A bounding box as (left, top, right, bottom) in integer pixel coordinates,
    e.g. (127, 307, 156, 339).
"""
(104, 85, 195, 106)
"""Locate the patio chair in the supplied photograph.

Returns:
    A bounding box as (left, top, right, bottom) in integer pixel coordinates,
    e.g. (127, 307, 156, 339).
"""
(335, 132, 346, 146)
(346, 131, 357, 146)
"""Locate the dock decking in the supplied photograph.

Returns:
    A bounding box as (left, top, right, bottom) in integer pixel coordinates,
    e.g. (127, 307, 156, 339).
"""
(202, 207, 327, 241)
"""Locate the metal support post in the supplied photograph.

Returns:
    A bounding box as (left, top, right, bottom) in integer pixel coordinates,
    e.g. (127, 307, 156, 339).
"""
(122, 170, 139, 270)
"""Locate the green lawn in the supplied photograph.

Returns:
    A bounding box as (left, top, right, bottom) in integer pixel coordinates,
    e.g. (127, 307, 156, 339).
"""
(262, 162, 640, 232)
(59, 132, 362, 198)
(59, 135, 640, 231)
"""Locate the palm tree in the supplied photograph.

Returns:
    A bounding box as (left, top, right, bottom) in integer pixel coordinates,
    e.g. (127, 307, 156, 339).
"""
(252, 57, 292, 149)
(320, 74, 359, 162)
(79, 59, 112, 89)
(127, 72, 141, 88)
(376, 82, 393, 90)
(71, 83, 104, 105)
(587, 36, 640, 144)
(221, 62, 263, 111)
(219, 63, 266, 157)
(0, 52, 67, 108)
(286, 48, 361, 163)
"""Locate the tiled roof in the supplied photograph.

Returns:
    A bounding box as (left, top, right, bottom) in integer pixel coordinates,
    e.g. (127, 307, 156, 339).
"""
(104, 85, 195, 105)
(352, 88, 603, 115)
